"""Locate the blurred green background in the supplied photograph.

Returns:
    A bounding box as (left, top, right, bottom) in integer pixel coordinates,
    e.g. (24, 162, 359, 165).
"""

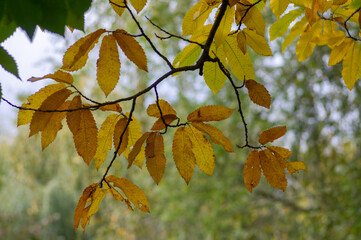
(1, 0, 361, 239)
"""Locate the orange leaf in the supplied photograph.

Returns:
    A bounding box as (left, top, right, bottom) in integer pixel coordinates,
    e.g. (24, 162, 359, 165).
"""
(18, 83, 66, 126)
(106, 175, 150, 212)
(187, 105, 234, 122)
(172, 127, 196, 184)
(259, 149, 287, 191)
(97, 35, 121, 96)
(41, 101, 71, 150)
(237, 31, 247, 54)
(28, 70, 74, 84)
(184, 125, 215, 175)
(243, 150, 261, 192)
(191, 122, 234, 152)
(287, 161, 306, 175)
(128, 132, 152, 167)
(228, 0, 238, 7)
(145, 132, 166, 184)
(66, 95, 82, 135)
(146, 99, 177, 118)
(74, 183, 97, 229)
(29, 88, 72, 137)
(62, 29, 106, 71)
(268, 146, 292, 160)
(151, 114, 178, 130)
(258, 126, 287, 145)
(245, 79, 271, 109)
(113, 29, 148, 71)
(99, 103, 123, 113)
(113, 117, 130, 156)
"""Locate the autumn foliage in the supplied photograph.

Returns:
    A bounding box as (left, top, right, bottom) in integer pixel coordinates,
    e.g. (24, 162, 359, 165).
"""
(4, 0, 361, 230)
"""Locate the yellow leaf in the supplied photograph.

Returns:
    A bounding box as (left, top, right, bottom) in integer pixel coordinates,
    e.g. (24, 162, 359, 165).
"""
(18, 83, 66, 126)
(113, 117, 129, 156)
(287, 161, 306, 175)
(191, 122, 234, 152)
(67, 96, 98, 165)
(94, 114, 120, 169)
(204, 44, 227, 94)
(243, 28, 272, 56)
(129, 0, 147, 13)
(296, 20, 322, 62)
(128, 132, 152, 167)
(282, 17, 308, 53)
(187, 105, 234, 122)
(29, 88, 72, 137)
(237, 31, 247, 54)
(243, 150, 261, 192)
(97, 35, 121, 96)
(332, 0, 348, 5)
(223, 35, 255, 80)
(28, 70, 74, 84)
(106, 175, 150, 212)
(260, 149, 287, 191)
(99, 103, 123, 113)
(245, 79, 271, 109)
(172, 127, 196, 184)
(342, 41, 361, 90)
(109, 0, 126, 16)
(214, 5, 235, 47)
(270, 0, 289, 19)
(236, 2, 265, 36)
(86, 187, 106, 222)
(182, 0, 219, 36)
(269, 9, 303, 41)
(150, 114, 178, 130)
(113, 29, 148, 72)
(41, 101, 71, 150)
(147, 99, 177, 118)
(258, 126, 287, 145)
(109, 187, 125, 201)
(173, 43, 202, 70)
(62, 29, 106, 71)
(184, 125, 215, 175)
(328, 38, 353, 66)
(74, 184, 96, 229)
(123, 115, 145, 168)
(145, 132, 166, 184)
(268, 146, 292, 160)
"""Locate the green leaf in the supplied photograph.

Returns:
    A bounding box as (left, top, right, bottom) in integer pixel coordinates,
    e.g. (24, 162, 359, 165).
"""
(0, 15, 17, 43)
(350, 0, 361, 9)
(0, 46, 19, 79)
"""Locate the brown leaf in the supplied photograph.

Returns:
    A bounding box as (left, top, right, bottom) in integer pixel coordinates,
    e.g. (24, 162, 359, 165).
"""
(191, 122, 234, 152)
(67, 96, 82, 135)
(62, 29, 106, 71)
(237, 31, 247, 54)
(151, 114, 178, 130)
(113, 29, 148, 71)
(147, 100, 177, 118)
(128, 132, 152, 168)
(245, 79, 271, 109)
(187, 105, 234, 122)
(228, 0, 238, 7)
(258, 126, 287, 145)
(29, 88, 72, 137)
(145, 132, 166, 184)
(99, 103, 123, 113)
(172, 127, 196, 184)
(74, 183, 97, 229)
(287, 161, 306, 175)
(259, 149, 287, 191)
(113, 118, 129, 156)
(243, 150, 261, 192)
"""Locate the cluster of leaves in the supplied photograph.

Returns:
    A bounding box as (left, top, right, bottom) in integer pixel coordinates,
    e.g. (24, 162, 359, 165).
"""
(5, 0, 361, 231)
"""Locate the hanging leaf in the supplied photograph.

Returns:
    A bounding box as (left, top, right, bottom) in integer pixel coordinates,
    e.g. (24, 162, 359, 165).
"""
(259, 149, 287, 191)
(94, 114, 120, 169)
(214, 5, 235, 47)
(113, 29, 148, 71)
(237, 31, 247, 54)
(113, 117, 130, 156)
(184, 125, 215, 175)
(296, 20, 322, 62)
(129, 0, 147, 13)
(245, 79, 271, 109)
(62, 28, 106, 71)
(328, 38, 353, 66)
(342, 41, 361, 90)
(18, 83, 66, 126)
(270, 0, 289, 19)
(74, 184, 97, 229)
(123, 115, 145, 168)
(243, 150, 261, 192)
(243, 28, 272, 56)
(258, 126, 287, 145)
(191, 122, 234, 152)
(236, 2, 265, 35)
(268, 146, 292, 160)
(281, 17, 308, 52)
(187, 105, 234, 122)
(128, 132, 152, 167)
(29, 88, 72, 137)
(204, 44, 228, 94)
(269, 9, 303, 41)
(28, 70, 74, 84)
(99, 103, 123, 113)
(287, 161, 306, 175)
(147, 100, 177, 118)
(97, 35, 121, 96)
(172, 127, 196, 184)
(0, 46, 19, 79)
(151, 115, 178, 130)
(109, 0, 126, 16)
(145, 132, 166, 184)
